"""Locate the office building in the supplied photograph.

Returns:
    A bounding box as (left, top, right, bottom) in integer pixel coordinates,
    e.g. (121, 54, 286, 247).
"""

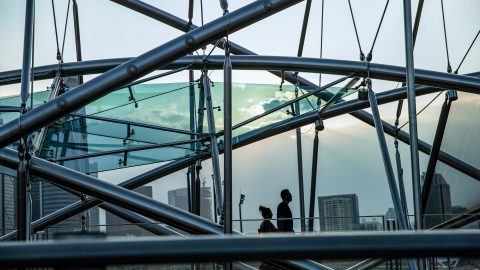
(106, 186, 154, 236)
(168, 186, 213, 221)
(318, 194, 360, 232)
(424, 173, 452, 228)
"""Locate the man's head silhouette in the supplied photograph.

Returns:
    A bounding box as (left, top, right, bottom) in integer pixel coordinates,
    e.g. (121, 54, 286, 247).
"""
(280, 189, 292, 203)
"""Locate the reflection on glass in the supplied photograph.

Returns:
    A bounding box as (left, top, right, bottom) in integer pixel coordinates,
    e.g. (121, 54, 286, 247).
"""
(0, 82, 353, 174)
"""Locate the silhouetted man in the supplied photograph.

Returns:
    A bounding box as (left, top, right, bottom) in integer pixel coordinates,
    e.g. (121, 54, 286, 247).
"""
(277, 189, 293, 232)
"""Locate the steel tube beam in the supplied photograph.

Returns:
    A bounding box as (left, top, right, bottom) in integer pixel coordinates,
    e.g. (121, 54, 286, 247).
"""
(203, 71, 224, 220)
(294, 97, 306, 232)
(421, 91, 456, 214)
(17, 158, 27, 241)
(367, 85, 409, 230)
(0, 0, 303, 149)
(188, 69, 196, 213)
(1, 86, 475, 243)
(0, 156, 201, 241)
(2, 231, 480, 268)
(403, 0, 423, 231)
(308, 130, 319, 232)
(110, 0, 314, 88)
(297, 0, 312, 59)
(19, 0, 35, 108)
(224, 49, 233, 234)
(2, 86, 477, 270)
(294, 0, 313, 234)
(72, 0, 83, 84)
(0, 149, 327, 270)
(2, 56, 480, 93)
(188, 0, 194, 23)
(412, 0, 425, 45)
(17, 0, 35, 242)
(100, 203, 181, 236)
(0, 147, 223, 235)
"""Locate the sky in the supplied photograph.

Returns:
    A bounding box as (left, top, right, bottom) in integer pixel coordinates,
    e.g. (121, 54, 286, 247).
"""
(0, 0, 479, 233)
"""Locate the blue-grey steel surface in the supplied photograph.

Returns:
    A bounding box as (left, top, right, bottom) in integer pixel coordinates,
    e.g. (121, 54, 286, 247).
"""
(202, 71, 224, 220)
(1, 231, 479, 268)
(2, 56, 480, 93)
(367, 85, 409, 230)
(403, 0, 423, 233)
(224, 47, 233, 234)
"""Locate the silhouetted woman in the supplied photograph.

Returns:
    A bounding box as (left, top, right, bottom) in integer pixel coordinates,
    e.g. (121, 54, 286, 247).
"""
(258, 206, 278, 233)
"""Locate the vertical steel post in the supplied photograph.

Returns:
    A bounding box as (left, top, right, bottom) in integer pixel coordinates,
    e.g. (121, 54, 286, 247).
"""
(72, 0, 83, 84)
(194, 78, 205, 217)
(421, 90, 457, 214)
(223, 49, 233, 234)
(293, 0, 312, 233)
(186, 167, 193, 213)
(17, 159, 27, 241)
(308, 130, 319, 232)
(238, 201, 243, 233)
(395, 148, 409, 220)
(20, 0, 34, 109)
(403, 0, 423, 232)
(188, 67, 196, 213)
(195, 161, 202, 216)
(294, 94, 306, 232)
(17, 0, 35, 242)
(367, 83, 417, 270)
(202, 70, 224, 222)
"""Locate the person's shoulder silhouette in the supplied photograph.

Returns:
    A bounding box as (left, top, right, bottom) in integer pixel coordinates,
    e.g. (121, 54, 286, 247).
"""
(258, 206, 278, 233)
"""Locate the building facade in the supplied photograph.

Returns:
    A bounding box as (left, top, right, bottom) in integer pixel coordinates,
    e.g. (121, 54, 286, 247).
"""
(318, 194, 360, 232)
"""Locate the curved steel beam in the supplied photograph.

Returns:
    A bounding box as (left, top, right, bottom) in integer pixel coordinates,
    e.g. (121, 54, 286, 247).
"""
(0, 0, 303, 150)
(2, 56, 480, 93)
(1, 231, 480, 268)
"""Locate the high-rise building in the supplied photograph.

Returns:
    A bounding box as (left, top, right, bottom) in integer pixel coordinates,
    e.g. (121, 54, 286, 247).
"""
(106, 186, 154, 237)
(424, 173, 452, 228)
(360, 217, 383, 231)
(168, 186, 213, 221)
(318, 194, 360, 232)
(0, 166, 16, 236)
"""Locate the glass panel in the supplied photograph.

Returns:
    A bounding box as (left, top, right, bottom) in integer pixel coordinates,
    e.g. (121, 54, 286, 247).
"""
(57, 116, 193, 145)
(0, 90, 50, 108)
(0, 82, 352, 174)
(83, 83, 193, 130)
(41, 128, 206, 174)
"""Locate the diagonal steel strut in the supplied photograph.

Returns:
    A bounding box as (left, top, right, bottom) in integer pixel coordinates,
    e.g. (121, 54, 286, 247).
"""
(0, 0, 304, 150)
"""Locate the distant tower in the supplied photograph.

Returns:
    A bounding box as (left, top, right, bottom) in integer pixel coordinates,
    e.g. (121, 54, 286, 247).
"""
(425, 173, 452, 228)
(168, 185, 213, 221)
(0, 166, 16, 236)
(318, 194, 360, 231)
(106, 186, 154, 236)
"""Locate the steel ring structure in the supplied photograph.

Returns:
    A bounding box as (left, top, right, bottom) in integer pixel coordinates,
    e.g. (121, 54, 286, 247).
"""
(0, 0, 479, 270)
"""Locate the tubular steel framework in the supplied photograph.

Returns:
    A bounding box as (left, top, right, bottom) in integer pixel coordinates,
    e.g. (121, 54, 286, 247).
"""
(0, 0, 479, 269)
